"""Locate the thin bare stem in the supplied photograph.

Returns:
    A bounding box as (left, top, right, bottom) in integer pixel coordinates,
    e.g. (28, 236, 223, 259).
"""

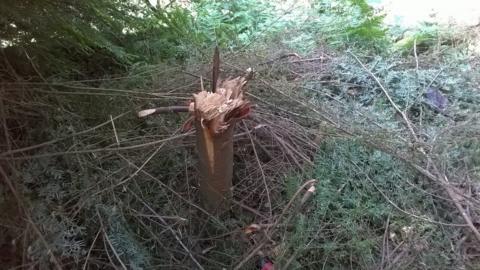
(96, 130, 179, 195)
(413, 163, 480, 241)
(117, 154, 224, 226)
(129, 190, 205, 270)
(414, 38, 419, 73)
(110, 115, 120, 146)
(27, 218, 63, 270)
(351, 160, 468, 227)
(82, 227, 102, 270)
(232, 241, 266, 270)
(380, 215, 390, 270)
(103, 231, 128, 270)
(266, 179, 317, 237)
(243, 121, 272, 218)
(0, 112, 130, 157)
(1, 132, 193, 160)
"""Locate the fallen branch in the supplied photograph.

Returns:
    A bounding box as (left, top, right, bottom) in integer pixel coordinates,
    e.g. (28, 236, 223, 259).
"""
(414, 38, 419, 73)
(129, 190, 205, 270)
(411, 163, 480, 241)
(349, 51, 418, 141)
(243, 120, 272, 218)
(266, 179, 317, 237)
(0, 111, 130, 157)
(233, 241, 267, 270)
(289, 57, 327, 64)
(1, 132, 193, 160)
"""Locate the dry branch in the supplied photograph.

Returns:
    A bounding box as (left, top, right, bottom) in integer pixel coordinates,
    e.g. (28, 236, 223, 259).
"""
(349, 52, 418, 141)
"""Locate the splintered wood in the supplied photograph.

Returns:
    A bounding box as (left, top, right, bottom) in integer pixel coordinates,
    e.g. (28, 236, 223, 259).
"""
(192, 76, 251, 213)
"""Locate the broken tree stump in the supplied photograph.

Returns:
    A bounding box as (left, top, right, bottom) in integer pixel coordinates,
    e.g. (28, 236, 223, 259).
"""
(192, 75, 251, 213)
(137, 47, 253, 214)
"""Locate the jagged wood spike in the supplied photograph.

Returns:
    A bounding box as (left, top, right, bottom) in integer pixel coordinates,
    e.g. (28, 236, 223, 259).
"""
(212, 46, 220, 93)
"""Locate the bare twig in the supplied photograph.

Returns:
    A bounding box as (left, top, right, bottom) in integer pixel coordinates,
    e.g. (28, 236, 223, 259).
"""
(129, 190, 205, 270)
(117, 154, 224, 226)
(27, 218, 63, 270)
(257, 78, 342, 130)
(6, 88, 187, 100)
(412, 163, 480, 241)
(232, 241, 266, 270)
(413, 38, 419, 73)
(0, 86, 11, 151)
(349, 51, 418, 141)
(266, 179, 317, 236)
(93, 130, 177, 195)
(82, 227, 102, 270)
(243, 121, 272, 218)
(1, 132, 193, 160)
(352, 160, 467, 227)
(0, 112, 130, 157)
(110, 115, 120, 146)
(137, 106, 189, 118)
(380, 215, 390, 270)
(425, 69, 443, 90)
(96, 209, 128, 269)
(383, 246, 409, 270)
(232, 199, 269, 220)
(289, 57, 327, 64)
(212, 46, 220, 93)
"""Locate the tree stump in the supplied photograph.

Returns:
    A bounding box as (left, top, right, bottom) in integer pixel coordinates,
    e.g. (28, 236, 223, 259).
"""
(192, 76, 251, 213)
(136, 47, 253, 214)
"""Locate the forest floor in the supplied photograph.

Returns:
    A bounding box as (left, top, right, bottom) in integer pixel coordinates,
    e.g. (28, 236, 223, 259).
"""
(1, 14, 480, 270)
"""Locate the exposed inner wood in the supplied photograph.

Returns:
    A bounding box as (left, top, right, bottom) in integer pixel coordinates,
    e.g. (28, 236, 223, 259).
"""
(195, 120, 234, 212)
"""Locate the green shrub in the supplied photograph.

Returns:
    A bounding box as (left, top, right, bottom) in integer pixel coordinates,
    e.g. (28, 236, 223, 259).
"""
(308, 0, 388, 51)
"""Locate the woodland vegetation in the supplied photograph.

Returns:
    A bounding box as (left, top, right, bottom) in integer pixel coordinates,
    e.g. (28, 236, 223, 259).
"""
(1, 0, 480, 269)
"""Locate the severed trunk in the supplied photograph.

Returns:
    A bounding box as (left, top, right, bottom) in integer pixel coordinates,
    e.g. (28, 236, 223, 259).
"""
(192, 76, 251, 213)
(137, 48, 253, 214)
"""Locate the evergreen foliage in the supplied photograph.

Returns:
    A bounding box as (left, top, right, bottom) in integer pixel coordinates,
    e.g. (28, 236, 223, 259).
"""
(282, 139, 460, 269)
(1, 0, 144, 75)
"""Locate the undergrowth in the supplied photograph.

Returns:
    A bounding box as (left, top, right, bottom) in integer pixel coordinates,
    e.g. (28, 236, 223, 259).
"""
(1, 0, 480, 269)
(282, 139, 462, 269)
